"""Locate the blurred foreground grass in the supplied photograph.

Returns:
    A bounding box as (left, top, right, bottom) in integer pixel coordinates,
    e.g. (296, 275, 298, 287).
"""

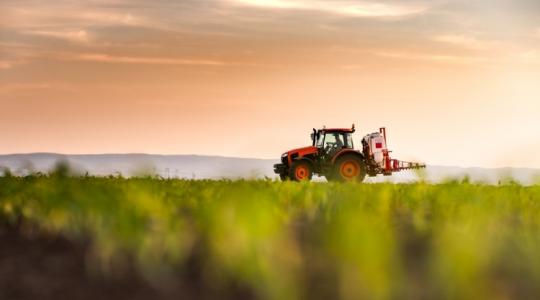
(1, 174, 540, 299)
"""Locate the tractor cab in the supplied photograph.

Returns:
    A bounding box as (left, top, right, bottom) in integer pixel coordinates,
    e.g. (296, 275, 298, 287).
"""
(311, 127, 354, 157)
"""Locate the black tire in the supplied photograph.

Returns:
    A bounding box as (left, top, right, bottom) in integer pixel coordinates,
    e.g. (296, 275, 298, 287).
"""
(324, 173, 334, 182)
(289, 160, 313, 182)
(332, 154, 366, 182)
(279, 174, 289, 181)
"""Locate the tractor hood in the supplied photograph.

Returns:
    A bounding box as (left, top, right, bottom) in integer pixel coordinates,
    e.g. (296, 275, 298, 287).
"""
(286, 146, 318, 157)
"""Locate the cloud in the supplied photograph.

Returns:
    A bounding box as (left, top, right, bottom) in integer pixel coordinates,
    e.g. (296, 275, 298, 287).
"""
(51, 53, 277, 67)
(67, 53, 231, 66)
(0, 61, 13, 69)
(23, 30, 90, 43)
(432, 34, 496, 51)
(80, 12, 145, 27)
(373, 51, 486, 64)
(231, 0, 300, 9)
(0, 57, 30, 70)
(517, 50, 540, 64)
(0, 83, 52, 95)
(2, 6, 150, 30)
(226, 0, 426, 17)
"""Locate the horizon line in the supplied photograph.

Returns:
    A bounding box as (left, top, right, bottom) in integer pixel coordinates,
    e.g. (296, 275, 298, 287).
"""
(0, 152, 538, 170)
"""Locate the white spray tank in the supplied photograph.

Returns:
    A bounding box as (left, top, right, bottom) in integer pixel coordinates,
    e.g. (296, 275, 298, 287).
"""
(363, 132, 387, 168)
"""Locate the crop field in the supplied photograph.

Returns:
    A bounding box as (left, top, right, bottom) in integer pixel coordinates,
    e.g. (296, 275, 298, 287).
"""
(1, 173, 540, 300)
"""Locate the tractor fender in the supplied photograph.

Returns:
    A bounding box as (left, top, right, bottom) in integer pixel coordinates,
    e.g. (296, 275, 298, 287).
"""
(286, 146, 318, 165)
(292, 156, 315, 166)
(331, 149, 364, 165)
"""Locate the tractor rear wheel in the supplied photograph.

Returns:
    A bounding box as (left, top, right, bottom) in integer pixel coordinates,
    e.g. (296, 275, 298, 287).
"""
(332, 154, 366, 182)
(289, 160, 313, 182)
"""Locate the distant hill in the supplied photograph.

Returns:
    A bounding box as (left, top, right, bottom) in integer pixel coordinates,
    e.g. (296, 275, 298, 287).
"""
(0, 153, 276, 179)
(0, 153, 538, 184)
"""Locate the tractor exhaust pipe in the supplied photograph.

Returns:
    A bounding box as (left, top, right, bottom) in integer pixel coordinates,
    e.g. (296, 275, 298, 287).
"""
(379, 127, 387, 144)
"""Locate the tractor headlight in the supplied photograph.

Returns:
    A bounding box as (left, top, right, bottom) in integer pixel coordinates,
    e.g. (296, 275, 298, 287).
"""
(281, 153, 288, 158)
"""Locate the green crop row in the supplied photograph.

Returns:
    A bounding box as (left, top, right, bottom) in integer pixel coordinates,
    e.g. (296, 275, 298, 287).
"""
(1, 175, 540, 299)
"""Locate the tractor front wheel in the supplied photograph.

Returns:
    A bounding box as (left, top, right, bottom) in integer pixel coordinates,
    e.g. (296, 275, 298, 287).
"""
(289, 161, 313, 182)
(332, 154, 366, 182)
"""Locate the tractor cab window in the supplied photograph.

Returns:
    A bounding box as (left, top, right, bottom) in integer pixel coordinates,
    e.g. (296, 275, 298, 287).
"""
(325, 133, 338, 147)
(343, 133, 353, 148)
(318, 132, 353, 153)
(327, 133, 341, 154)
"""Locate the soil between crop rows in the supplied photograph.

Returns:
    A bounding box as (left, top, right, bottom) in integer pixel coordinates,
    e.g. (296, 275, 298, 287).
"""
(0, 221, 253, 300)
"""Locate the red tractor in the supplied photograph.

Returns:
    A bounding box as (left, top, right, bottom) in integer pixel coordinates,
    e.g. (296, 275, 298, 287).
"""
(274, 125, 425, 182)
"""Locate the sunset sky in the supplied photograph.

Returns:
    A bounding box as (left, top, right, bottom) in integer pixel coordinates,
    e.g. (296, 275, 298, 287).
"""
(1, 0, 539, 168)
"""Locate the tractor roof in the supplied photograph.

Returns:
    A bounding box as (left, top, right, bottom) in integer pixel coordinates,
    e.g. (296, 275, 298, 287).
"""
(320, 128, 355, 133)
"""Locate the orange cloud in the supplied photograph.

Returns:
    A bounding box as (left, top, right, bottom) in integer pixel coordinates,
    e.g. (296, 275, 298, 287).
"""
(0, 61, 13, 69)
(432, 34, 497, 51)
(59, 53, 273, 68)
(71, 53, 229, 66)
(226, 0, 426, 17)
(23, 30, 90, 43)
(372, 51, 487, 64)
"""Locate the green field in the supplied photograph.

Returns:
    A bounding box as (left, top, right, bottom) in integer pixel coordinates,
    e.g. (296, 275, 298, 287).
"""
(1, 173, 540, 299)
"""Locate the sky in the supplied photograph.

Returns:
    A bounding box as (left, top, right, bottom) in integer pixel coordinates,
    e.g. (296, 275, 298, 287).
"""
(1, 0, 540, 168)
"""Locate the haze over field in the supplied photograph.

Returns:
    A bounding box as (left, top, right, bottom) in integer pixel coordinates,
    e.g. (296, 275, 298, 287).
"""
(1, 0, 540, 167)
(1, 153, 539, 185)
